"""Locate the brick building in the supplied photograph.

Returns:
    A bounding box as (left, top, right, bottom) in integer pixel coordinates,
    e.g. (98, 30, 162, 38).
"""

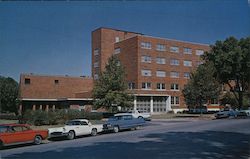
(18, 74, 93, 114)
(92, 27, 219, 113)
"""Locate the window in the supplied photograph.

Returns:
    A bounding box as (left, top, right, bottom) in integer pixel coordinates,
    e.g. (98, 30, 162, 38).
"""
(156, 44, 166, 51)
(183, 60, 192, 67)
(114, 48, 121, 54)
(94, 49, 99, 56)
(171, 96, 180, 105)
(141, 56, 152, 63)
(196, 61, 203, 66)
(157, 83, 165, 90)
(183, 47, 192, 54)
(170, 59, 179, 65)
(170, 46, 179, 53)
(170, 71, 179, 78)
(156, 57, 166, 64)
(54, 80, 59, 84)
(25, 78, 30, 84)
(211, 98, 219, 104)
(142, 82, 151, 89)
(141, 70, 151, 76)
(141, 42, 152, 49)
(184, 72, 190, 79)
(94, 74, 99, 80)
(94, 62, 99, 68)
(128, 82, 135, 89)
(156, 71, 166, 77)
(115, 37, 120, 43)
(117, 61, 121, 66)
(196, 49, 204, 56)
(171, 83, 179, 90)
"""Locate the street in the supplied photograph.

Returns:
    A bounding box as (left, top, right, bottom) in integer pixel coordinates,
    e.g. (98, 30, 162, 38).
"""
(1, 119, 250, 159)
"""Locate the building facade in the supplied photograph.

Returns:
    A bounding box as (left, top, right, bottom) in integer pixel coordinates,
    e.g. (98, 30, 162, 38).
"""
(92, 27, 215, 113)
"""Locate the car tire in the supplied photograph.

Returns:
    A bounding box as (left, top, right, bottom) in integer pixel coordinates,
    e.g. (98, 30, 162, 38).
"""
(34, 135, 42, 145)
(67, 130, 75, 140)
(113, 126, 119, 133)
(138, 116, 143, 119)
(91, 128, 97, 136)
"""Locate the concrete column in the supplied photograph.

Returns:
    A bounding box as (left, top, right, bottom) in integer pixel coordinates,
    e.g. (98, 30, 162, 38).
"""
(166, 96, 172, 112)
(150, 96, 153, 113)
(18, 104, 22, 115)
(39, 105, 42, 110)
(133, 96, 137, 111)
(45, 105, 49, 112)
(32, 105, 36, 111)
(52, 105, 56, 110)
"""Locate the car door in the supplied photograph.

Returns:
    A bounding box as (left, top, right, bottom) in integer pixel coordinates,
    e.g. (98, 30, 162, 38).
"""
(78, 121, 91, 135)
(6, 126, 26, 144)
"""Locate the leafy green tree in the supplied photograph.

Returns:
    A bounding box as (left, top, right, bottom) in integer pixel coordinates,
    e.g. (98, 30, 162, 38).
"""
(93, 55, 133, 112)
(204, 37, 250, 109)
(182, 63, 221, 112)
(0, 76, 19, 113)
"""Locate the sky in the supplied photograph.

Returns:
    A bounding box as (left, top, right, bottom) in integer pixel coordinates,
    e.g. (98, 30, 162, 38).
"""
(0, 0, 250, 82)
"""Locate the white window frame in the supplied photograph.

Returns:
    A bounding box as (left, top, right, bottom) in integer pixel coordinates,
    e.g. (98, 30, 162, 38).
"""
(196, 49, 204, 56)
(141, 42, 152, 49)
(183, 60, 192, 67)
(170, 71, 179, 78)
(183, 47, 192, 54)
(170, 46, 179, 53)
(115, 37, 120, 43)
(114, 48, 121, 54)
(141, 69, 152, 76)
(171, 83, 179, 91)
(94, 49, 99, 56)
(184, 72, 190, 79)
(170, 59, 180, 66)
(156, 57, 166, 64)
(156, 44, 166, 51)
(141, 56, 152, 63)
(94, 62, 99, 68)
(94, 74, 99, 80)
(142, 82, 151, 90)
(171, 96, 180, 105)
(156, 71, 166, 77)
(157, 83, 166, 90)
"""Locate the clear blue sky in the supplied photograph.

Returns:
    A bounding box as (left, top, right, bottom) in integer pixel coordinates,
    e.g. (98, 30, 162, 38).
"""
(0, 0, 249, 82)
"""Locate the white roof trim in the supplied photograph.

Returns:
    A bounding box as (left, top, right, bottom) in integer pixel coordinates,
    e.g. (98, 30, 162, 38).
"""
(20, 98, 93, 101)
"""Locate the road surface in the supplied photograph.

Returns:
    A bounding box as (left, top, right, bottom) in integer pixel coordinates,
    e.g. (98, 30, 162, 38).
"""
(1, 118, 250, 159)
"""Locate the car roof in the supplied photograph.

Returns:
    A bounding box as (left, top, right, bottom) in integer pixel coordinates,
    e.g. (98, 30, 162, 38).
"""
(68, 119, 89, 122)
(114, 113, 132, 116)
(0, 123, 30, 127)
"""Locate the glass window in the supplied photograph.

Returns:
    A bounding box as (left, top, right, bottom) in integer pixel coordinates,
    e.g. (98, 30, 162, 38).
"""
(170, 59, 180, 65)
(25, 78, 30, 84)
(170, 72, 179, 78)
(156, 71, 166, 77)
(156, 44, 166, 51)
(141, 42, 152, 49)
(115, 37, 120, 43)
(170, 46, 179, 53)
(196, 49, 204, 56)
(156, 57, 166, 64)
(128, 82, 135, 89)
(94, 49, 99, 56)
(196, 61, 203, 66)
(141, 56, 152, 63)
(157, 83, 165, 90)
(171, 83, 179, 90)
(94, 62, 99, 68)
(184, 72, 190, 79)
(183, 60, 192, 67)
(141, 70, 151, 76)
(171, 96, 180, 105)
(94, 74, 99, 80)
(114, 48, 121, 54)
(183, 47, 192, 54)
(142, 82, 151, 89)
(54, 80, 59, 84)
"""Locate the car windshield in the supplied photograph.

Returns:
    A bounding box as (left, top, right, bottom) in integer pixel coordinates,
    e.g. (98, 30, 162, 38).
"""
(0, 126, 9, 133)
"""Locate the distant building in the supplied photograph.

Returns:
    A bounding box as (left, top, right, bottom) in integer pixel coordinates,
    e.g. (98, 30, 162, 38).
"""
(18, 74, 93, 114)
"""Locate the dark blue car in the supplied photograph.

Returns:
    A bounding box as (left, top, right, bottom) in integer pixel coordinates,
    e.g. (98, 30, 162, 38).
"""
(103, 114, 145, 133)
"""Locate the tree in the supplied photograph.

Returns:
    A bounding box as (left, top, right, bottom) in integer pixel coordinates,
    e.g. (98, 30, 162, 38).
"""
(93, 55, 133, 112)
(0, 76, 19, 113)
(204, 37, 250, 109)
(182, 63, 221, 112)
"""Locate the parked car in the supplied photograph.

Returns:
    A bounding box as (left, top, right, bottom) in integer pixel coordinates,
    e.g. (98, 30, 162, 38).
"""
(0, 124, 48, 148)
(48, 119, 103, 140)
(237, 110, 250, 117)
(103, 114, 145, 133)
(214, 109, 238, 119)
(115, 110, 151, 121)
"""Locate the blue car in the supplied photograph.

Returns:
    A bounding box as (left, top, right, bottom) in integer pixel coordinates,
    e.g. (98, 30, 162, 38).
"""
(103, 114, 145, 133)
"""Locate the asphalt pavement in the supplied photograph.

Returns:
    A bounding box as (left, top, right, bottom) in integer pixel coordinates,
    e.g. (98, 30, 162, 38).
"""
(1, 118, 250, 159)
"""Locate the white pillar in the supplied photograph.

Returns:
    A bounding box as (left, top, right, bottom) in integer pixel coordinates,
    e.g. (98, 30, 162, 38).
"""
(150, 96, 153, 113)
(133, 96, 137, 111)
(166, 96, 172, 112)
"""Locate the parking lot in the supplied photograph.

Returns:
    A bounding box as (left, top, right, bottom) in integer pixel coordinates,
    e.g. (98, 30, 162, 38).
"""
(1, 118, 250, 159)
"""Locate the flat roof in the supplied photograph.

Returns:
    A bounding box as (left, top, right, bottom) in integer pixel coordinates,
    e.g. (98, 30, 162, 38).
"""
(20, 73, 92, 79)
(92, 27, 144, 35)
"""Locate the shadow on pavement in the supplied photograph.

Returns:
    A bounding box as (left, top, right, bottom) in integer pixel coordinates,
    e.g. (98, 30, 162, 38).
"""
(4, 131, 250, 159)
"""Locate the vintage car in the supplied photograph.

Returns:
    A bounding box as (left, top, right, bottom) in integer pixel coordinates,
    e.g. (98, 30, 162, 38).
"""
(214, 109, 238, 119)
(103, 114, 145, 133)
(115, 110, 151, 121)
(48, 119, 103, 140)
(0, 124, 48, 148)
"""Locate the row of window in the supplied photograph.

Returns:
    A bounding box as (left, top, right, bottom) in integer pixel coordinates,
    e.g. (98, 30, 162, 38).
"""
(24, 78, 59, 85)
(128, 82, 180, 91)
(140, 42, 205, 55)
(141, 56, 195, 66)
(141, 70, 190, 78)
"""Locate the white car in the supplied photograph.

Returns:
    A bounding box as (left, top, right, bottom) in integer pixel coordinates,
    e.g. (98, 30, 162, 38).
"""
(115, 110, 151, 121)
(48, 119, 103, 140)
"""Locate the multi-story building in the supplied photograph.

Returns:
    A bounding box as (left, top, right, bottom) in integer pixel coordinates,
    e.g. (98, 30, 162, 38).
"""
(92, 27, 211, 113)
